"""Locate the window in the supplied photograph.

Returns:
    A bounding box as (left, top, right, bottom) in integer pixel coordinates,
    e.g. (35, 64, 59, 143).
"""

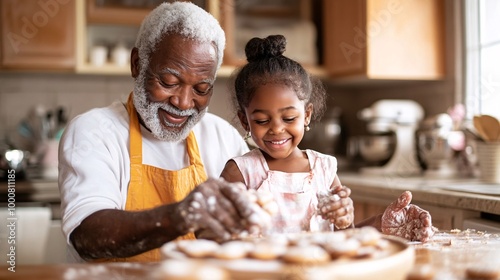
(464, 0, 500, 120)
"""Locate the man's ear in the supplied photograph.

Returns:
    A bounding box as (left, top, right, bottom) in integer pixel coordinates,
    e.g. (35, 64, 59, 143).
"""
(130, 47, 140, 78)
(237, 110, 249, 131)
(305, 103, 314, 125)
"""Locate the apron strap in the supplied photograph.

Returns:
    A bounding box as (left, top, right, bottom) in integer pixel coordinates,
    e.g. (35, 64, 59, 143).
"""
(127, 93, 144, 186)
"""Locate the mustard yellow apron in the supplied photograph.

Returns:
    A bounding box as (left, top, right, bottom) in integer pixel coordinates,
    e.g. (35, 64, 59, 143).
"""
(120, 94, 207, 262)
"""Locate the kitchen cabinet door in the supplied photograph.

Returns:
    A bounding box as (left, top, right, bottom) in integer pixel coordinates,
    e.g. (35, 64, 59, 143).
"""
(217, 0, 327, 77)
(85, 0, 172, 26)
(323, 0, 445, 80)
(0, 0, 76, 71)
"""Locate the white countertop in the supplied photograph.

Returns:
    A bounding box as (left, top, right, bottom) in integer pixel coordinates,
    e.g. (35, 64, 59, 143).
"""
(338, 172, 500, 215)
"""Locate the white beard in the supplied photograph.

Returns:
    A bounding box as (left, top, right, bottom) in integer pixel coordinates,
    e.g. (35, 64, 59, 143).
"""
(132, 70, 207, 142)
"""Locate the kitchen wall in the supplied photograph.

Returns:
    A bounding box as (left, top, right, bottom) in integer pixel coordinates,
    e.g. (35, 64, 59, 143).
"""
(0, 73, 130, 139)
(0, 72, 242, 142)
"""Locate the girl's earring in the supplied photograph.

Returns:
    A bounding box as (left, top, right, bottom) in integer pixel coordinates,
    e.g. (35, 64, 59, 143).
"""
(244, 131, 251, 140)
(305, 125, 310, 132)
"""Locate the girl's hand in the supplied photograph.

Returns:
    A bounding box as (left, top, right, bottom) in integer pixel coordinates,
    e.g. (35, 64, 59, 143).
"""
(381, 191, 435, 242)
(317, 185, 354, 229)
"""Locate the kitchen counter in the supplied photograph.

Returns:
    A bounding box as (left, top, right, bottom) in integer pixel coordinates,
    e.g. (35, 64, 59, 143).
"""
(339, 172, 500, 216)
(0, 262, 157, 280)
(1, 178, 59, 203)
(2, 229, 499, 280)
(1, 178, 61, 220)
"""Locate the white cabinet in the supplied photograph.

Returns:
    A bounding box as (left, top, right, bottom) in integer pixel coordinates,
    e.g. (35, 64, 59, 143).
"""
(0, 206, 51, 264)
(44, 220, 66, 264)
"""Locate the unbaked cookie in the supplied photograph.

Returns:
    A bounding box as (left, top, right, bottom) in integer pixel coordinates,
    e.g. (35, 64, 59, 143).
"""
(282, 244, 331, 264)
(213, 241, 254, 260)
(351, 226, 382, 246)
(152, 259, 228, 280)
(176, 239, 220, 258)
(324, 238, 361, 259)
(249, 240, 288, 260)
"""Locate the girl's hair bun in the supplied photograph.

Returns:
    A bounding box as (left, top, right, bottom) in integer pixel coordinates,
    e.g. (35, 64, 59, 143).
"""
(245, 34, 286, 62)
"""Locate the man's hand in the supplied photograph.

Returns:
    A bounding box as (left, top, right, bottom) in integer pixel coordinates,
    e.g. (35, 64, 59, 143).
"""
(175, 178, 270, 242)
(317, 185, 354, 229)
(381, 191, 435, 242)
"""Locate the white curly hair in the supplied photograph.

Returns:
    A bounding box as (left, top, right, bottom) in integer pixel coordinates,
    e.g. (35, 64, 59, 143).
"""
(134, 1, 225, 72)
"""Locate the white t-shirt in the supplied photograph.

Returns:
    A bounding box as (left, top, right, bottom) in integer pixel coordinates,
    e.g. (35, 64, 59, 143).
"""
(58, 100, 249, 262)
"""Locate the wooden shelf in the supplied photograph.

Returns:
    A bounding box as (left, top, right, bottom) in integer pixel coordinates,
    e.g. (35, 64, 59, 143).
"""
(86, 0, 152, 26)
(217, 65, 327, 79)
(76, 62, 130, 75)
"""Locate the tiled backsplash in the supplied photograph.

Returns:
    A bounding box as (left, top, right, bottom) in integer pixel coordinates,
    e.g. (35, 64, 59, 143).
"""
(0, 73, 131, 136)
(0, 73, 240, 143)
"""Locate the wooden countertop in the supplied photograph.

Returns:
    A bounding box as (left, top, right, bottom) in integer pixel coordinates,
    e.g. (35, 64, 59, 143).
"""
(0, 262, 157, 280)
(338, 172, 500, 215)
(2, 230, 500, 280)
(0, 178, 59, 203)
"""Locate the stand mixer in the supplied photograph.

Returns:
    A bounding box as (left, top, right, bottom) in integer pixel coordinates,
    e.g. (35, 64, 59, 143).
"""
(358, 100, 424, 176)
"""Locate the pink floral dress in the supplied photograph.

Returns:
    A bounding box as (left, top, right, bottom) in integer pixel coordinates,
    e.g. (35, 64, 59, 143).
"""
(231, 148, 338, 233)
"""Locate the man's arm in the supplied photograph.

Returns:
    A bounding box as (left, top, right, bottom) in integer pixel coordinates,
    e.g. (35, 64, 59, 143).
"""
(70, 178, 268, 261)
(70, 204, 186, 260)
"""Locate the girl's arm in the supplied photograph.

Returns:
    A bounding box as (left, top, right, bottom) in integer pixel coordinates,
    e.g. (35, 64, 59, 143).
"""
(220, 160, 245, 184)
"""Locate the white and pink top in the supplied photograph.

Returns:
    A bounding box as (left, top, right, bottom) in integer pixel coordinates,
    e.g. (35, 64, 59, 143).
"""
(231, 148, 338, 234)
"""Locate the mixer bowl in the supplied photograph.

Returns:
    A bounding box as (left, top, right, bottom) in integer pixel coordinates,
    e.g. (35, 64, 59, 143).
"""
(358, 135, 396, 164)
(417, 130, 457, 170)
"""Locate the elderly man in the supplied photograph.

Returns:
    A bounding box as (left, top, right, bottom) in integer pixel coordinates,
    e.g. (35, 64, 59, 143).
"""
(59, 2, 433, 263)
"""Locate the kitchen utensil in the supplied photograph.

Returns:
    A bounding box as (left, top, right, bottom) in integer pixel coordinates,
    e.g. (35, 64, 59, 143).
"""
(478, 115, 500, 141)
(358, 134, 396, 164)
(300, 107, 342, 155)
(464, 123, 483, 142)
(416, 114, 462, 177)
(472, 116, 486, 141)
(358, 100, 424, 175)
(473, 115, 499, 142)
(475, 142, 500, 184)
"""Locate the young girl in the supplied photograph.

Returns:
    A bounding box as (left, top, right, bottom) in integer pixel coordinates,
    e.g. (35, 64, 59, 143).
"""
(220, 35, 354, 233)
(220, 35, 436, 242)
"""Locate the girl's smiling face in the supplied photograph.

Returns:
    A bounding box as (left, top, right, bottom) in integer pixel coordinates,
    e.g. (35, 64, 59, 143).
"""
(240, 84, 312, 160)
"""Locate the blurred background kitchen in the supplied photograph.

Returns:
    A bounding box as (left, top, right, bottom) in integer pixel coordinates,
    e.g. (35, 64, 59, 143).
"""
(1, 0, 499, 265)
